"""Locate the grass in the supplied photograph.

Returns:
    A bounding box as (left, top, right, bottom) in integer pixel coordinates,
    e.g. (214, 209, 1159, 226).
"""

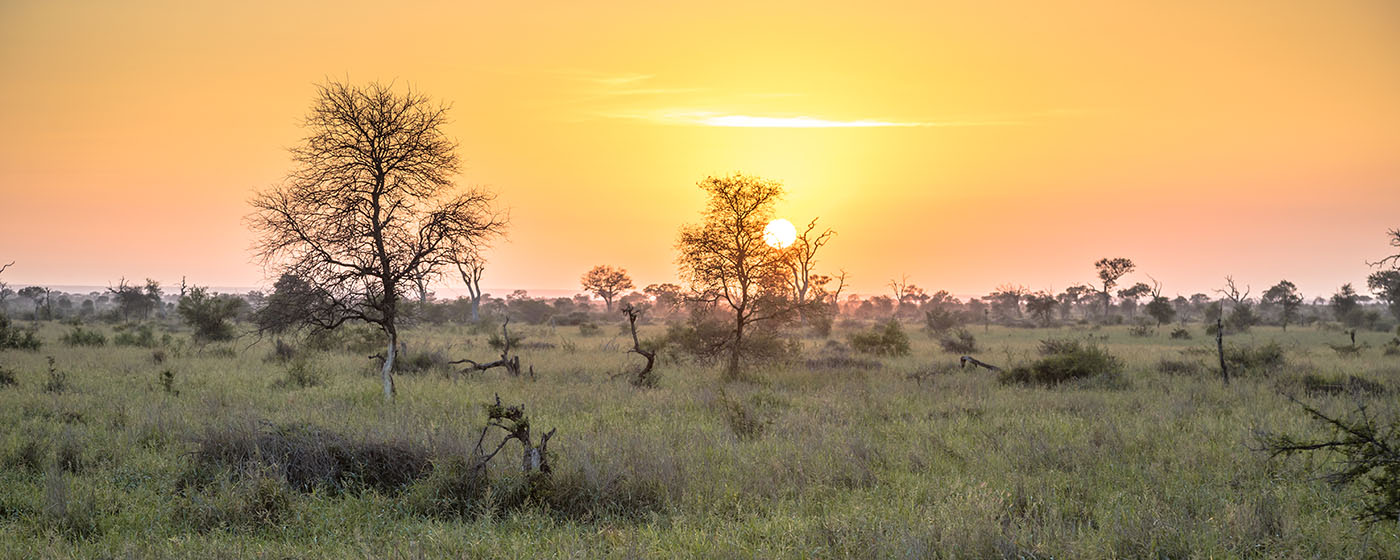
(0, 319, 1397, 557)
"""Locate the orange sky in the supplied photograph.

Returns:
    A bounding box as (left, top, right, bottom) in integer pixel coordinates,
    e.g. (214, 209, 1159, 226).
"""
(2, 1, 1398, 300)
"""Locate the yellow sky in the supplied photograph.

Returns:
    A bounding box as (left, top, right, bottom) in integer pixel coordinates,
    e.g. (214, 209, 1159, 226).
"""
(1, 1, 1397, 299)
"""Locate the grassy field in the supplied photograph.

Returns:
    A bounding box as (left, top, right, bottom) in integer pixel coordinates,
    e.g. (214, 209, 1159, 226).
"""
(1, 318, 1397, 558)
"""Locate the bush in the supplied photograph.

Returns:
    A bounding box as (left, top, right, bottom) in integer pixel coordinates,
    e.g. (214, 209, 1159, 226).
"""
(188, 422, 433, 494)
(404, 456, 489, 519)
(938, 328, 978, 354)
(59, 327, 106, 347)
(177, 287, 241, 343)
(174, 475, 293, 533)
(1224, 342, 1286, 376)
(1299, 374, 1387, 396)
(1000, 339, 1123, 386)
(1127, 322, 1153, 337)
(1156, 358, 1203, 376)
(1169, 328, 1192, 340)
(848, 320, 911, 356)
(0, 365, 16, 388)
(113, 323, 158, 348)
(0, 315, 41, 350)
(398, 348, 453, 376)
(923, 307, 963, 334)
(577, 323, 602, 337)
(273, 357, 323, 389)
(42, 357, 69, 393)
(1261, 397, 1400, 524)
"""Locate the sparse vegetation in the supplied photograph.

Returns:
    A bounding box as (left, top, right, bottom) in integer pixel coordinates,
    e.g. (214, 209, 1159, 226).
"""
(848, 319, 911, 356)
(999, 338, 1123, 386)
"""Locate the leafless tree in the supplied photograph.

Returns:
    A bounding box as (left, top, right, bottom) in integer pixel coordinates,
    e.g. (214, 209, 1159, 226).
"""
(580, 265, 634, 311)
(784, 218, 835, 309)
(677, 174, 793, 380)
(620, 303, 655, 387)
(452, 247, 488, 323)
(249, 80, 505, 402)
(1215, 275, 1251, 306)
(0, 261, 13, 304)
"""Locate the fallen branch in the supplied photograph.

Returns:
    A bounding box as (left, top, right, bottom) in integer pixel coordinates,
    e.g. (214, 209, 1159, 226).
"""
(451, 318, 524, 376)
(959, 355, 1003, 372)
(620, 303, 656, 387)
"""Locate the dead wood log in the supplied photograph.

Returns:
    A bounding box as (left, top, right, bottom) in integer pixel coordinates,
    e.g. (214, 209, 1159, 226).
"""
(959, 355, 1003, 372)
(451, 317, 524, 376)
(620, 303, 656, 387)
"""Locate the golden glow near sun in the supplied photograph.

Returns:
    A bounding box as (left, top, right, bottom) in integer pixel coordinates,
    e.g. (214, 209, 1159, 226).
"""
(764, 218, 797, 249)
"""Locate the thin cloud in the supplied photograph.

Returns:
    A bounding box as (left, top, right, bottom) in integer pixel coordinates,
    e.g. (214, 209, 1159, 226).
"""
(605, 110, 1023, 128)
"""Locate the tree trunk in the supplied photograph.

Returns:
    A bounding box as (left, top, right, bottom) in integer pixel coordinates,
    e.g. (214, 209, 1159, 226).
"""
(381, 331, 397, 402)
(470, 296, 481, 323)
(727, 309, 743, 380)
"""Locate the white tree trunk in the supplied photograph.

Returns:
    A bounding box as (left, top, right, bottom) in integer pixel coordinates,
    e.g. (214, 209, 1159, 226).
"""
(381, 335, 397, 402)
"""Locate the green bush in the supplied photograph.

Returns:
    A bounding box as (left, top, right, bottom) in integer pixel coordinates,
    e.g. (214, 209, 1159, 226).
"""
(59, 326, 107, 347)
(938, 328, 978, 354)
(0, 315, 41, 350)
(1224, 342, 1286, 376)
(848, 320, 911, 356)
(113, 323, 158, 348)
(1000, 339, 1123, 386)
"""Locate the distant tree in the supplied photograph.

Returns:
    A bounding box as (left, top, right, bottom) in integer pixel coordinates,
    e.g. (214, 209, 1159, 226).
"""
(1056, 284, 1093, 321)
(644, 283, 685, 312)
(253, 273, 333, 335)
(1117, 282, 1152, 317)
(986, 284, 1027, 320)
(1331, 283, 1363, 327)
(1143, 279, 1174, 328)
(17, 286, 45, 317)
(0, 261, 13, 306)
(676, 174, 792, 379)
(1093, 257, 1135, 318)
(1216, 276, 1256, 331)
(580, 265, 634, 312)
(784, 218, 836, 314)
(1261, 280, 1304, 331)
(1024, 291, 1058, 326)
(249, 80, 505, 402)
(107, 278, 160, 321)
(1366, 269, 1400, 321)
(452, 248, 488, 323)
(177, 286, 241, 343)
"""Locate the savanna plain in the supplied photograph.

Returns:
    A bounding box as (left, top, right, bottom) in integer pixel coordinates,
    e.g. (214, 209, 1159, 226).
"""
(1, 317, 1397, 559)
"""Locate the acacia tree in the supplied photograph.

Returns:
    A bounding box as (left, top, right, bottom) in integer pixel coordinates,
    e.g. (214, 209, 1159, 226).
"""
(580, 265, 633, 311)
(452, 247, 489, 323)
(1261, 280, 1303, 330)
(1093, 257, 1135, 318)
(250, 81, 504, 402)
(677, 174, 793, 380)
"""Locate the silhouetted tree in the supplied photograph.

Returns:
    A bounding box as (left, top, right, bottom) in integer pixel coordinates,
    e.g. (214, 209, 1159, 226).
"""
(1216, 276, 1256, 331)
(644, 283, 685, 313)
(1367, 270, 1400, 321)
(1117, 282, 1152, 317)
(0, 261, 13, 306)
(1093, 257, 1135, 318)
(451, 248, 488, 323)
(986, 284, 1026, 320)
(107, 278, 160, 321)
(784, 218, 836, 320)
(249, 80, 505, 402)
(1024, 291, 1058, 326)
(580, 265, 634, 312)
(1144, 278, 1175, 328)
(1261, 280, 1303, 331)
(1331, 284, 1363, 327)
(1056, 284, 1093, 321)
(177, 286, 241, 343)
(254, 273, 333, 335)
(676, 174, 792, 379)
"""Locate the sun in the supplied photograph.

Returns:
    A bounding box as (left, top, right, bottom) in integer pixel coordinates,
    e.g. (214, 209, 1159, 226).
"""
(763, 218, 797, 249)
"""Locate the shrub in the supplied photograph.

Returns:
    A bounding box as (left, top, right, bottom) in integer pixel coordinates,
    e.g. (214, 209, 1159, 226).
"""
(938, 328, 978, 353)
(398, 348, 453, 376)
(1224, 342, 1286, 376)
(1000, 339, 1123, 386)
(487, 329, 525, 351)
(159, 369, 178, 395)
(188, 422, 433, 494)
(55, 431, 85, 473)
(848, 320, 911, 356)
(404, 456, 489, 519)
(1299, 374, 1387, 396)
(577, 323, 602, 337)
(42, 357, 69, 393)
(923, 307, 963, 334)
(1157, 358, 1203, 376)
(0, 315, 41, 350)
(177, 287, 242, 342)
(274, 357, 322, 389)
(59, 327, 106, 347)
(723, 398, 772, 440)
(1169, 328, 1192, 340)
(0, 365, 16, 388)
(1261, 397, 1400, 524)
(174, 474, 293, 533)
(112, 323, 158, 348)
(5, 438, 49, 472)
(1127, 322, 1153, 337)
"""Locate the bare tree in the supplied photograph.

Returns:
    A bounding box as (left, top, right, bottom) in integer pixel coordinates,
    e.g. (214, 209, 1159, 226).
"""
(1093, 257, 1135, 318)
(452, 248, 488, 323)
(0, 261, 13, 305)
(785, 218, 835, 309)
(1215, 275, 1251, 306)
(677, 174, 793, 380)
(580, 265, 634, 311)
(620, 303, 656, 387)
(249, 80, 505, 402)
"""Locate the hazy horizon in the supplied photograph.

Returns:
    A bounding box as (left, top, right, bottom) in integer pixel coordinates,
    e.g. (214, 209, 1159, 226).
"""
(2, 1, 1398, 301)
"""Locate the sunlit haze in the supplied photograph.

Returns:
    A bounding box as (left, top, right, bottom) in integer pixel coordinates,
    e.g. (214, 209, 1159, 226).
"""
(2, 1, 1398, 299)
